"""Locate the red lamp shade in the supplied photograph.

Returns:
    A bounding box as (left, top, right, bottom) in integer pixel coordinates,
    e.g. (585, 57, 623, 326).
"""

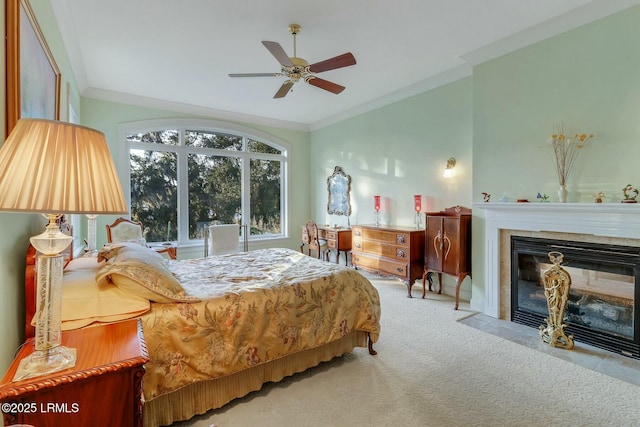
(414, 195, 422, 212)
(374, 195, 381, 211)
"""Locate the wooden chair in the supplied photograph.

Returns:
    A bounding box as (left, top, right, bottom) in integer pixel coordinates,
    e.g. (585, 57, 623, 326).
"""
(301, 220, 329, 261)
(105, 217, 145, 245)
(106, 217, 177, 259)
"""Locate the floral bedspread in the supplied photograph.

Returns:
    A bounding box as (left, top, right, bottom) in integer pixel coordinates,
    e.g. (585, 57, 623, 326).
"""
(140, 248, 381, 400)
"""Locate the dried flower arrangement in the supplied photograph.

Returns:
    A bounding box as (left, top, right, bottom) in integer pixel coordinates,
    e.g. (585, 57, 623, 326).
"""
(548, 122, 594, 186)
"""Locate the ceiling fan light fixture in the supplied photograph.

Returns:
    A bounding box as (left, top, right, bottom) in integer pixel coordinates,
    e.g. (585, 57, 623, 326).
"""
(228, 23, 356, 99)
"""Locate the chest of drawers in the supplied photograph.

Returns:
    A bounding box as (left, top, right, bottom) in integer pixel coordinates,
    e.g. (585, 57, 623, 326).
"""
(351, 224, 425, 296)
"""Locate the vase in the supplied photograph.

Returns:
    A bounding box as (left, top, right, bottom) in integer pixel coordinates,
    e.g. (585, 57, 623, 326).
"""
(558, 185, 568, 203)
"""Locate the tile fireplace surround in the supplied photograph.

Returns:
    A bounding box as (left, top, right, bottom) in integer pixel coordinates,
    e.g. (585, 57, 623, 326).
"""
(474, 202, 640, 319)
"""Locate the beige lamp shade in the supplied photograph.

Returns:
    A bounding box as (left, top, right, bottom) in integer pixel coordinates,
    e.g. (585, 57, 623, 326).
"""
(0, 119, 128, 214)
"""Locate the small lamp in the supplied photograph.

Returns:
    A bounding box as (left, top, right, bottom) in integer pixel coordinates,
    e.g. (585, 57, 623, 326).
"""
(443, 157, 456, 178)
(0, 119, 128, 380)
(374, 195, 381, 226)
(86, 214, 98, 252)
(414, 195, 422, 228)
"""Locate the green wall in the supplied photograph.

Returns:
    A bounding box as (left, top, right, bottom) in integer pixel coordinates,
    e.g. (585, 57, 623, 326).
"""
(471, 5, 640, 310)
(309, 78, 473, 296)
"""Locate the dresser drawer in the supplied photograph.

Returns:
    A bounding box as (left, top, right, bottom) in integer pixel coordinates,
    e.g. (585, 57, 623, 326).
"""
(353, 253, 408, 278)
(362, 229, 410, 247)
(354, 239, 408, 260)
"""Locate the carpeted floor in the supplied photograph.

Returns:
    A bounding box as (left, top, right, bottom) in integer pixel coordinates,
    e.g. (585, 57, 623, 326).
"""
(174, 274, 640, 427)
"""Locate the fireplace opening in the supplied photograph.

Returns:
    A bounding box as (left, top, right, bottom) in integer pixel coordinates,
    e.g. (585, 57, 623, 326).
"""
(511, 236, 640, 359)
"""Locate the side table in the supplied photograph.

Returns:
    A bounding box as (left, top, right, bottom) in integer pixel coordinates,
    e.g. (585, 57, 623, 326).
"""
(0, 319, 149, 427)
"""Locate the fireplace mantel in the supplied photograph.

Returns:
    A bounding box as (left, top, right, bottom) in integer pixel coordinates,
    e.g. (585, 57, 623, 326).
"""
(474, 202, 640, 318)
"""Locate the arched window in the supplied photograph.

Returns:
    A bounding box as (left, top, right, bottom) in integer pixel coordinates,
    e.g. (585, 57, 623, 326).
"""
(121, 119, 288, 245)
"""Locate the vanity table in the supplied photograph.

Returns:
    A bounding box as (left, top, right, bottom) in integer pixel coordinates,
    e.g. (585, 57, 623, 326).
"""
(301, 225, 352, 265)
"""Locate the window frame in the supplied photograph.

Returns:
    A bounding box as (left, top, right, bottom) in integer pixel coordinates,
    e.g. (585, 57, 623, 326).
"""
(119, 118, 289, 246)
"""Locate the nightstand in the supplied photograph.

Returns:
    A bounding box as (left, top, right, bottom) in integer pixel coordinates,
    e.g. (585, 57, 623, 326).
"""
(0, 319, 148, 427)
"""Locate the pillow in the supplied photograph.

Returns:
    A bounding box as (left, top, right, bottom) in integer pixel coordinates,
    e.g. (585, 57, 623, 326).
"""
(97, 241, 164, 263)
(96, 243, 197, 303)
(65, 256, 105, 271)
(57, 261, 150, 331)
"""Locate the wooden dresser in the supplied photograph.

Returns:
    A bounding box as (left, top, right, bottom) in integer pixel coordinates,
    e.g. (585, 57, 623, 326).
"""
(301, 225, 352, 265)
(0, 319, 149, 427)
(422, 206, 472, 309)
(351, 224, 425, 296)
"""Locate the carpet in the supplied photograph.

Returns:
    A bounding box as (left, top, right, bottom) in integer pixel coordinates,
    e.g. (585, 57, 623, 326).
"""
(174, 274, 640, 427)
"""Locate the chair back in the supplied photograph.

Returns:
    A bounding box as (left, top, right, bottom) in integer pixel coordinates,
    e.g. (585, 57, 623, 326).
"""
(106, 217, 145, 245)
(304, 220, 321, 249)
(205, 224, 246, 256)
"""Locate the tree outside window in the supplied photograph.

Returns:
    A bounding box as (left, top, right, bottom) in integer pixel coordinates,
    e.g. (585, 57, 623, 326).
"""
(127, 125, 285, 244)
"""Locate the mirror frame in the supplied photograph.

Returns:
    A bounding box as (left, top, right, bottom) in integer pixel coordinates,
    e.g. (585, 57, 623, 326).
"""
(326, 166, 352, 217)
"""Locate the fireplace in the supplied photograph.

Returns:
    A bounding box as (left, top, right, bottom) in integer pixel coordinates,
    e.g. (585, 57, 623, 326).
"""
(475, 202, 640, 358)
(511, 235, 640, 359)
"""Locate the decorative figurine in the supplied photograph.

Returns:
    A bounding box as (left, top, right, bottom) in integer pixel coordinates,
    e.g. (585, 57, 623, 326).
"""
(539, 251, 574, 350)
(622, 184, 638, 203)
(593, 191, 605, 203)
(536, 193, 549, 203)
(481, 192, 491, 203)
(499, 192, 509, 202)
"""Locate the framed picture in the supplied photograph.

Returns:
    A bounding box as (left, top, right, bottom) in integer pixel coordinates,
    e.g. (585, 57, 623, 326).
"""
(5, 0, 61, 136)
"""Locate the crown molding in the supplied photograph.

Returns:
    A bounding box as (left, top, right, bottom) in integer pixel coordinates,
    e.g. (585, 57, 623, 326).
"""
(82, 88, 311, 132)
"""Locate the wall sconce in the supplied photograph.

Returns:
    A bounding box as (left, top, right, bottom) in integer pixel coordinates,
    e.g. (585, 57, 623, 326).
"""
(374, 195, 381, 226)
(443, 157, 456, 178)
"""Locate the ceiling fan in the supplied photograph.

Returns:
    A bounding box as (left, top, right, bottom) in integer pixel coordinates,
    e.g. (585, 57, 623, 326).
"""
(229, 24, 356, 99)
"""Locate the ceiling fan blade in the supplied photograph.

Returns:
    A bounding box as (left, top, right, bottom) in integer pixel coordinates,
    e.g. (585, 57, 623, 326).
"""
(229, 73, 279, 77)
(262, 41, 294, 67)
(306, 77, 345, 94)
(274, 81, 294, 98)
(309, 53, 356, 73)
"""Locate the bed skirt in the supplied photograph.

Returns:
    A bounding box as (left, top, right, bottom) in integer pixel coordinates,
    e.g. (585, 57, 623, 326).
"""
(144, 330, 368, 427)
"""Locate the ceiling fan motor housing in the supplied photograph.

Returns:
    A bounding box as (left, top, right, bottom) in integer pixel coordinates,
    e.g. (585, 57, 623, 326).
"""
(285, 57, 310, 82)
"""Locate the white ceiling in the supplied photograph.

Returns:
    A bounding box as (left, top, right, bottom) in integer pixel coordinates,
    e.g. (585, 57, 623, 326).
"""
(50, 0, 638, 130)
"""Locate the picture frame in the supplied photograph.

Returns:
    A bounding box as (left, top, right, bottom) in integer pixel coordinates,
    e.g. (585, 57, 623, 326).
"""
(5, 0, 61, 137)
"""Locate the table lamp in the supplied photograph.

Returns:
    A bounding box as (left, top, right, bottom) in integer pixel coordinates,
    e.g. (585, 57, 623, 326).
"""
(374, 195, 381, 226)
(414, 194, 422, 228)
(0, 119, 128, 380)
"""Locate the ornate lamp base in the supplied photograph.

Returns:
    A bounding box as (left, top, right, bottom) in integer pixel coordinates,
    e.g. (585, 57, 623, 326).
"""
(14, 346, 76, 381)
(539, 251, 574, 350)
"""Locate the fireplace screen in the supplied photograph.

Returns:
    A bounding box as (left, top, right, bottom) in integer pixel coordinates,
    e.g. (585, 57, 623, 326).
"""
(511, 236, 639, 359)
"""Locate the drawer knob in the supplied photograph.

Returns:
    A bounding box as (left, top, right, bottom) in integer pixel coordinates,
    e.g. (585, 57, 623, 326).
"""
(396, 234, 406, 244)
(397, 249, 406, 258)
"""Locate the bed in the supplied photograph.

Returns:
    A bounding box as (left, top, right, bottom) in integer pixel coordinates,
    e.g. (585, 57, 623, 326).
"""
(24, 242, 381, 427)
